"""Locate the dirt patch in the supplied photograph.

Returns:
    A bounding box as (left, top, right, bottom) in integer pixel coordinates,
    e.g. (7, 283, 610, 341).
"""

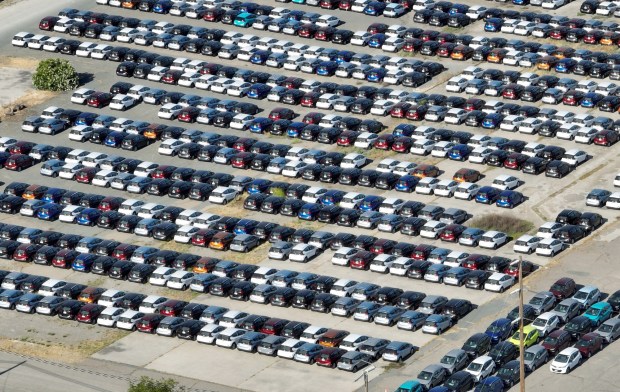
(0, 329, 129, 363)
(0, 56, 39, 70)
(470, 213, 534, 239)
(224, 242, 269, 265)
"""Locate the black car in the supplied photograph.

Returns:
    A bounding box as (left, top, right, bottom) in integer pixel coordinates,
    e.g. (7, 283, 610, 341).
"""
(441, 299, 473, 321)
(461, 333, 491, 357)
(554, 225, 586, 244)
(229, 281, 256, 301)
(564, 316, 592, 340)
(497, 360, 521, 389)
(444, 371, 475, 392)
(577, 212, 603, 234)
(489, 341, 519, 367)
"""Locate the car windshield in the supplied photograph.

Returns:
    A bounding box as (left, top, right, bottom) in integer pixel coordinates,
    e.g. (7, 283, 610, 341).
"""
(554, 354, 569, 363)
(574, 291, 589, 300)
(523, 351, 536, 361)
(575, 339, 592, 347)
(585, 308, 600, 316)
(440, 355, 456, 365)
(598, 324, 613, 333)
(498, 367, 516, 376)
(487, 325, 503, 333)
(530, 297, 544, 306)
(446, 378, 461, 387)
(469, 362, 484, 371)
(417, 371, 432, 380)
(533, 318, 547, 327)
(464, 340, 479, 348)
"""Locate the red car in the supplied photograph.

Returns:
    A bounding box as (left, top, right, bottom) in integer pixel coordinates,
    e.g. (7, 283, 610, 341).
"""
(298, 24, 318, 38)
(259, 318, 289, 335)
(13, 243, 40, 262)
(4, 154, 34, 171)
(403, 38, 423, 53)
(440, 224, 466, 242)
(370, 239, 397, 254)
(231, 152, 255, 169)
(112, 243, 138, 260)
(405, 105, 428, 120)
(151, 165, 177, 179)
(233, 137, 257, 152)
(8, 141, 36, 155)
(350, 251, 376, 270)
(593, 130, 619, 146)
(191, 229, 218, 247)
(300, 92, 321, 107)
(98, 196, 124, 212)
(161, 70, 183, 84)
(503, 260, 535, 279)
(282, 77, 304, 89)
(136, 314, 166, 333)
(390, 102, 412, 118)
(437, 42, 457, 57)
(503, 153, 529, 170)
(336, 130, 359, 146)
(52, 249, 79, 269)
(373, 134, 395, 150)
(87, 92, 113, 108)
(391, 137, 413, 153)
(316, 348, 347, 368)
(75, 167, 98, 184)
(411, 244, 436, 260)
(542, 330, 572, 356)
(177, 107, 201, 123)
(159, 299, 189, 316)
(464, 98, 485, 111)
(268, 107, 295, 120)
(302, 112, 324, 124)
(574, 333, 604, 358)
(39, 16, 60, 31)
(76, 303, 105, 324)
(463, 254, 491, 270)
(549, 277, 576, 300)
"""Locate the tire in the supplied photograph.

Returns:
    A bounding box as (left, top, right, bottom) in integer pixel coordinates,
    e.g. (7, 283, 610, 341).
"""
(499, 286, 505, 293)
(231, 343, 236, 350)
(222, 199, 228, 205)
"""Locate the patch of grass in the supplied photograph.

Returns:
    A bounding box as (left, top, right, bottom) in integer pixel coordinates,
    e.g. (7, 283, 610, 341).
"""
(382, 361, 406, 371)
(209, 195, 247, 218)
(156, 287, 199, 302)
(86, 276, 106, 288)
(470, 213, 534, 239)
(225, 242, 269, 265)
(159, 241, 192, 254)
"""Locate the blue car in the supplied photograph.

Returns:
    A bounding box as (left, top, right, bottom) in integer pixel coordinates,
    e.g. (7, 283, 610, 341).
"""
(93, 115, 116, 128)
(234, 219, 259, 235)
(448, 144, 472, 161)
(76, 208, 102, 226)
(320, 190, 346, 206)
(392, 124, 416, 137)
(41, 188, 66, 203)
(248, 118, 273, 133)
(287, 122, 307, 138)
(555, 58, 576, 73)
(496, 190, 524, 209)
(367, 34, 386, 48)
(481, 113, 503, 129)
(395, 176, 419, 193)
(359, 195, 384, 212)
(395, 380, 424, 392)
(336, 50, 355, 64)
(250, 50, 270, 65)
(74, 112, 98, 126)
(475, 186, 501, 204)
(581, 92, 603, 108)
(364, 1, 386, 15)
(449, 4, 469, 15)
(485, 318, 515, 344)
(152, 0, 173, 13)
(484, 18, 503, 32)
(298, 203, 321, 220)
(104, 131, 126, 148)
(37, 203, 63, 221)
(474, 376, 504, 392)
(367, 68, 387, 83)
(247, 84, 271, 100)
(316, 61, 338, 76)
(247, 179, 272, 194)
(71, 253, 98, 272)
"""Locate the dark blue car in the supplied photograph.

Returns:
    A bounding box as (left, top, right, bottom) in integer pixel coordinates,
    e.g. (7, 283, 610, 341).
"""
(152, 0, 174, 13)
(481, 113, 504, 129)
(484, 18, 503, 32)
(287, 122, 307, 138)
(247, 84, 271, 100)
(581, 92, 603, 108)
(392, 124, 416, 137)
(74, 112, 98, 126)
(104, 131, 127, 148)
(359, 195, 384, 212)
(234, 219, 259, 235)
(248, 118, 273, 133)
(298, 203, 321, 220)
(448, 144, 472, 161)
(250, 50, 270, 65)
(395, 175, 419, 193)
(71, 253, 98, 272)
(316, 61, 338, 76)
(368, 33, 387, 48)
(247, 179, 272, 194)
(367, 68, 387, 82)
(320, 190, 346, 206)
(76, 208, 102, 226)
(473, 376, 504, 392)
(364, 1, 386, 15)
(475, 186, 501, 204)
(555, 58, 576, 73)
(496, 190, 524, 209)
(484, 318, 515, 344)
(41, 188, 66, 203)
(37, 203, 63, 221)
(336, 51, 355, 64)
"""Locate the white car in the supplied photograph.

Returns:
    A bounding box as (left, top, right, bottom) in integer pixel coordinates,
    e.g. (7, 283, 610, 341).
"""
(196, 324, 227, 344)
(513, 235, 542, 254)
(158, 139, 183, 156)
(330, 279, 358, 296)
(118, 199, 145, 216)
(299, 326, 329, 344)
(484, 273, 515, 293)
(469, 147, 493, 164)
(351, 31, 370, 45)
(97, 307, 125, 327)
(434, 180, 458, 197)
(250, 267, 279, 285)
(354, 133, 378, 149)
(466, 356, 496, 382)
(38, 279, 67, 296)
(444, 251, 469, 268)
(376, 158, 400, 173)
(596, 0, 617, 14)
(58, 205, 85, 223)
(302, 187, 327, 203)
(454, 183, 480, 200)
(288, 244, 318, 262)
(519, 118, 544, 134)
(537, 222, 564, 239)
(607, 192, 620, 209)
(478, 231, 508, 249)
(444, 108, 468, 124)
(532, 312, 561, 337)
(514, 21, 536, 36)
(378, 198, 405, 214)
(98, 290, 126, 307)
(208, 187, 238, 204)
(369, 254, 397, 273)
(416, 177, 440, 195)
(446, 77, 468, 93)
(316, 15, 340, 27)
(75, 42, 98, 57)
(91, 170, 118, 187)
(392, 162, 417, 176)
(277, 339, 306, 358)
(491, 175, 520, 190)
(281, 161, 307, 177)
(71, 88, 95, 104)
(536, 238, 564, 257)
(340, 193, 365, 209)
(158, 103, 184, 119)
(332, 247, 358, 266)
(557, 124, 581, 140)
(419, 221, 447, 239)
(574, 128, 597, 144)
(173, 226, 199, 243)
(166, 270, 195, 290)
(215, 328, 246, 349)
(341, 153, 367, 168)
(411, 139, 435, 155)
(561, 149, 587, 167)
(68, 125, 94, 142)
(431, 141, 455, 158)
(549, 348, 581, 374)
(116, 310, 145, 330)
(500, 115, 525, 132)
(351, 0, 370, 12)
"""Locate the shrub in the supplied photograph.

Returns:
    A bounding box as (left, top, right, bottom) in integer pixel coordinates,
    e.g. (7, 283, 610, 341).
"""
(128, 376, 186, 392)
(32, 58, 79, 91)
(469, 214, 534, 239)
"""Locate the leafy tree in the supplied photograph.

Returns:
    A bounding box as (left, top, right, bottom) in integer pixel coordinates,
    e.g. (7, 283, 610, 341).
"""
(128, 376, 186, 392)
(32, 58, 79, 91)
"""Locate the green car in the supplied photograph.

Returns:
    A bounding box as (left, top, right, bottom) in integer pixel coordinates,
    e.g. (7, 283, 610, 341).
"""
(233, 12, 256, 27)
(583, 302, 612, 326)
(395, 380, 424, 392)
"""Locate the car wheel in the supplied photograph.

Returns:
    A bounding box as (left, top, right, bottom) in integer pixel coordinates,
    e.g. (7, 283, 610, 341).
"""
(231, 343, 236, 349)
(499, 286, 505, 293)
(222, 199, 228, 205)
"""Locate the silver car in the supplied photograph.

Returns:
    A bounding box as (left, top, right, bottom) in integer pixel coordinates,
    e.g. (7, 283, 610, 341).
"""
(523, 344, 549, 372)
(551, 298, 581, 323)
(528, 291, 556, 315)
(417, 364, 448, 389)
(596, 318, 620, 343)
(439, 349, 469, 374)
(337, 351, 371, 372)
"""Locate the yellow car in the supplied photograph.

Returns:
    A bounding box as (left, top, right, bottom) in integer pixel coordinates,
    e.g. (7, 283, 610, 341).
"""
(508, 325, 539, 349)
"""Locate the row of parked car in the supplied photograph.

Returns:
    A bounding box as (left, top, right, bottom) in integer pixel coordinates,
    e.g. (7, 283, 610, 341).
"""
(393, 278, 620, 391)
(585, 188, 620, 209)
(0, 269, 419, 372)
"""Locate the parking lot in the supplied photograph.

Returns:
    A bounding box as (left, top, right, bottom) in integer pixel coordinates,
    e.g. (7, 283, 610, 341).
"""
(1, 0, 620, 390)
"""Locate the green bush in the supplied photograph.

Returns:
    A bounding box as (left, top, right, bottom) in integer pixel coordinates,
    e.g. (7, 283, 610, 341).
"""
(469, 214, 534, 239)
(32, 58, 79, 91)
(128, 376, 186, 392)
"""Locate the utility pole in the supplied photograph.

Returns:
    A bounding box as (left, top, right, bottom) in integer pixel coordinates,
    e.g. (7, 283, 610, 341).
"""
(354, 363, 375, 392)
(518, 255, 525, 392)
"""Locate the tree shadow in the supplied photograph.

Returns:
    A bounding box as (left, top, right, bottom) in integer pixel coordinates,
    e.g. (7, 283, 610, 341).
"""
(78, 72, 94, 86)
